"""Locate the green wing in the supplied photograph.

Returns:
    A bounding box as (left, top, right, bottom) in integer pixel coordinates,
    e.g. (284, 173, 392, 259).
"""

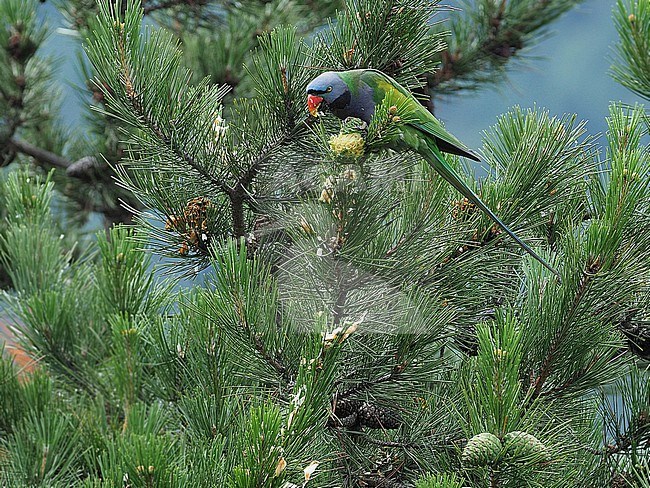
(359, 69, 560, 279)
(360, 69, 479, 161)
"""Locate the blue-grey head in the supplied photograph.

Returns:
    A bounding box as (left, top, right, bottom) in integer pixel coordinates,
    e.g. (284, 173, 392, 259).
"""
(307, 70, 377, 122)
(306, 71, 351, 118)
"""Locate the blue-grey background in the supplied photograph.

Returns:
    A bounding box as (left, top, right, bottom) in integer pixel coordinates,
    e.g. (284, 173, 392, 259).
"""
(39, 1, 645, 152)
(436, 2, 645, 150)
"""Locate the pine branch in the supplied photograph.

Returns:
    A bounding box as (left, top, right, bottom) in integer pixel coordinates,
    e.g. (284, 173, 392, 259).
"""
(229, 115, 315, 238)
(611, 0, 650, 100)
(142, 0, 208, 15)
(530, 259, 600, 400)
(7, 138, 136, 224)
(311, 0, 444, 91)
(202, 242, 294, 384)
(2, 64, 26, 140)
(605, 422, 650, 456)
(536, 351, 626, 400)
(598, 366, 650, 475)
(126, 86, 231, 196)
(251, 333, 289, 380)
(8, 137, 71, 170)
(0, 0, 48, 146)
(431, 0, 585, 95)
(598, 410, 650, 457)
(112, 24, 231, 196)
(337, 366, 403, 399)
(524, 104, 649, 405)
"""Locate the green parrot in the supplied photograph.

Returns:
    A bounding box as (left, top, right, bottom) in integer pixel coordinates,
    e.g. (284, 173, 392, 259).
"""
(306, 68, 559, 279)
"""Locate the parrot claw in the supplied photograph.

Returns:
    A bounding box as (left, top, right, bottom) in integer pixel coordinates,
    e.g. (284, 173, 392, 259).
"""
(343, 117, 367, 130)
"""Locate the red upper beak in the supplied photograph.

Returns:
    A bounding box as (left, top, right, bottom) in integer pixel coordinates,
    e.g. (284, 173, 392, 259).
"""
(307, 94, 324, 117)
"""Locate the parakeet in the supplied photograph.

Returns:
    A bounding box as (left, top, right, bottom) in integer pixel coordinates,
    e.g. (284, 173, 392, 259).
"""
(306, 69, 559, 279)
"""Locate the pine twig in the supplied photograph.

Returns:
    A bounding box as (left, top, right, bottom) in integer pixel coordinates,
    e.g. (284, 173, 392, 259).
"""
(252, 333, 290, 381)
(537, 351, 626, 399)
(8, 137, 71, 170)
(431, 0, 584, 93)
(530, 258, 602, 400)
(114, 23, 231, 195)
(228, 132, 294, 238)
(591, 411, 650, 456)
(490, 470, 500, 488)
(337, 360, 407, 399)
(142, 0, 206, 15)
(230, 290, 291, 382)
(8, 139, 134, 225)
(228, 116, 316, 237)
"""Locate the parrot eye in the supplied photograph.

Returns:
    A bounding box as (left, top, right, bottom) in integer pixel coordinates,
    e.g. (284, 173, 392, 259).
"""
(326, 86, 333, 93)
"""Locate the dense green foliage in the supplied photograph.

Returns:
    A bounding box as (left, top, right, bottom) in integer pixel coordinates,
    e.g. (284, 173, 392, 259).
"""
(0, 0, 649, 487)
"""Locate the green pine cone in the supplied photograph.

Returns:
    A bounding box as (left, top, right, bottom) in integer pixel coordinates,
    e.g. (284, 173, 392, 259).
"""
(503, 431, 550, 462)
(461, 432, 502, 467)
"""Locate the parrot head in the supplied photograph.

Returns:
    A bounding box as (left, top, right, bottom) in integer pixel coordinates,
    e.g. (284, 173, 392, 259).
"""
(306, 71, 350, 117)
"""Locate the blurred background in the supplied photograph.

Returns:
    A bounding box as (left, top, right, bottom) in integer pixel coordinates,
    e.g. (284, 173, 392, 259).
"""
(38, 1, 645, 153)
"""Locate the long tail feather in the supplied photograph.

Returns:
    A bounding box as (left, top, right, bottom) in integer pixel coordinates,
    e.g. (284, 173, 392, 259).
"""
(425, 143, 561, 281)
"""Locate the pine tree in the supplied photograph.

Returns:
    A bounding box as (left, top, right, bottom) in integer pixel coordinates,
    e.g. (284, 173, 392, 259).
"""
(0, 0, 649, 487)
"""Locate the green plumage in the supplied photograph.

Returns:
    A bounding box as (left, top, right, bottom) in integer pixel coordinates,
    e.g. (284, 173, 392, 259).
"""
(314, 69, 559, 279)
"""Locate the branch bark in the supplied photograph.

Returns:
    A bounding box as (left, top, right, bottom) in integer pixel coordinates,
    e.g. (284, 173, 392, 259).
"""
(9, 137, 71, 170)
(8, 138, 136, 226)
(142, 0, 206, 15)
(429, 1, 584, 94)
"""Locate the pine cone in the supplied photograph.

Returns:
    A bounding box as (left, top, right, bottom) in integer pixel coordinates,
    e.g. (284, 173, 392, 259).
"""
(165, 197, 213, 255)
(461, 432, 502, 467)
(503, 431, 550, 462)
(357, 402, 402, 429)
(333, 398, 364, 418)
(66, 156, 103, 180)
(328, 399, 363, 428)
(328, 399, 402, 430)
(328, 411, 360, 428)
